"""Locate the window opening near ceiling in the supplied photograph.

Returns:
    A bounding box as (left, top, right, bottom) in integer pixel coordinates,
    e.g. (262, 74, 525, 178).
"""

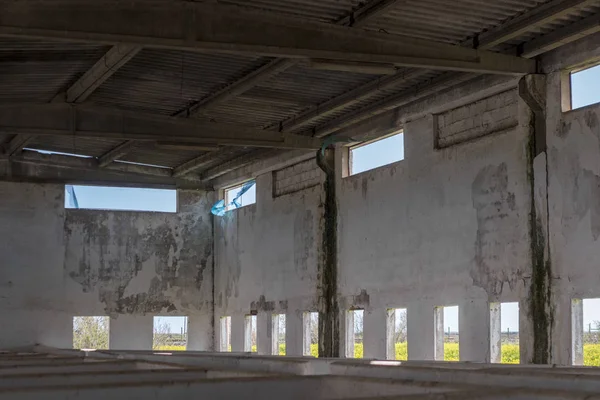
(64, 185, 177, 212)
(220, 316, 232, 352)
(348, 131, 404, 176)
(211, 180, 256, 216)
(153, 316, 187, 351)
(272, 314, 286, 355)
(569, 63, 600, 110)
(73, 316, 109, 350)
(386, 308, 408, 360)
(434, 305, 459, 361)
(303, 312, 319, 357)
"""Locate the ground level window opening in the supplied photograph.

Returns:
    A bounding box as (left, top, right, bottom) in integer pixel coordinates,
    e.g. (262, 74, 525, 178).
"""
(153, 316, 187, 350)
(272, 314, 286, 355)
(303, 312, 319, 357)
(73, 316, 109, 350)
(220, 316, 231, 352)
(434, 305, 459, 361)
(572, 298, 600, 366)
(244, 314, 257, 352)
(490, 302, 519, 364)
(345, 309, 364, 358)
(386, 308, 407, 360)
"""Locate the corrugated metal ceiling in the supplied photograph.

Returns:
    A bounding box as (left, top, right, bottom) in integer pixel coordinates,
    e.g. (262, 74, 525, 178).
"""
(2, 0, 599, 179)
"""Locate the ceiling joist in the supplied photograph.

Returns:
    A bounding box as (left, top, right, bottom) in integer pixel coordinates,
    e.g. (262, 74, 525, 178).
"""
(0, 1, 535, 76)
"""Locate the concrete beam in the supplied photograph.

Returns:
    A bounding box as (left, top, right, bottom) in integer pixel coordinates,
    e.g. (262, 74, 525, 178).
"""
(2, 134, 34, 156)
(98, 141, 139, 168)
(0, 104, 322, 150)
(63, 44, 141, 104)
(521, 12, 600, 58)
(0, 2, 535, 75)
(477, 0, 598, 50)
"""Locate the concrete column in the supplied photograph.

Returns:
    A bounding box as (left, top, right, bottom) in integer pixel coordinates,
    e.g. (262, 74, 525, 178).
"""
(490, 303, 502, 363)
(217, 316, 232, 351)
(386, 309, 396, 360)
(257, 312, 271, 355)
(287, 310, 303, 356)
(187, 313, 212, 351)
(364, 308, 386, 359)
(230, 315, 244, 352)
(571, 299, 584, 366)
(109, 315, 153, 350)
(407, 303, 434, 360)
(434, 307, 444, 361)
(459, 299, 490, 362)
(345, 310, 355, 358)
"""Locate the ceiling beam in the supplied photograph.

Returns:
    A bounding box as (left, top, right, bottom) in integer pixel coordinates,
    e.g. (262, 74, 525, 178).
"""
(3, 134, 34, 156)
(0, 104, 322, 150)
(63, 44, 141, 104)
(520, 12, 600, 58)
(98, 141, 139, 168)
(477, 0, 598, 50)
(0, 1, 535, 75)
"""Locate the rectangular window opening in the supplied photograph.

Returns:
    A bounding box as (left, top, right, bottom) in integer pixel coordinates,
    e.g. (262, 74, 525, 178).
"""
(386, 308, 407, 361)
(490, 302, 519, 364)
(572, 298, 600, 366)
(569, 63, 600, 111)
(434, 305, 459, 361)
(303, 312, 319, 357)
(348, 131, 404, 176)
(153, 316, 187, 351)
(272, 314, 286, 356)
(345, 309, 364, 358)
(73, 316, 109, 350)
(220, 316, 232, 352)
(65, 185, 177, 212)
(244, 315, 257, 352)
(224, 180, 256, 211)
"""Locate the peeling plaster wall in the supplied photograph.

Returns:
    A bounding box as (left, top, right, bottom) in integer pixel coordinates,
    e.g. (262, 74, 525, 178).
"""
(0, 182, 70, 348)
(338, 105, 532, 361)
(542, 32, 600, 365)
(0, 184, 214, 349)
(214, 172, 323, 353)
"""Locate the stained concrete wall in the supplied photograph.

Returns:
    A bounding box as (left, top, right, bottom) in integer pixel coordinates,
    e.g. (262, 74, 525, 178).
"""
(0, 183, 214, 350)
(338, 100, 531, 361)
(214, 172, 323, 355)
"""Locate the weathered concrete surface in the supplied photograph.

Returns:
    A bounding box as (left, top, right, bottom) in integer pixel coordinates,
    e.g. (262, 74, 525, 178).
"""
(214, 171, 323, 355)
(0, 184, 214, 349)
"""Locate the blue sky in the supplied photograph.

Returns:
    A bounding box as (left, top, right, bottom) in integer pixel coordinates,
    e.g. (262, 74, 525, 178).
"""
(155, 316, 187, 334)
(65, 68, 600, 337)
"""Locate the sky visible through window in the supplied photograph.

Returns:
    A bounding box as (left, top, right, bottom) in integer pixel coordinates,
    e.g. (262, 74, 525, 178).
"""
(350, 132, 404, 175)
(155, 316, 187, 334)
(571, 64, 600, 109)
(225, 181, 256, 210)
(66, 185, 176, 212)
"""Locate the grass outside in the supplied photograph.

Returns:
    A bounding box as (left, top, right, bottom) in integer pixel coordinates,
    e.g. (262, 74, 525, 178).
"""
(156, 343, 600, 366)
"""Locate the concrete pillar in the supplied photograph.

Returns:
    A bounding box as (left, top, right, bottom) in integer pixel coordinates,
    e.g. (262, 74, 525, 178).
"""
(217, 316, 231, 351)
(434, 307, 444, 361)
(286, 310, 303, 356)
(345, 310, 355, 358)
(231, 315, 244, 352)
(364, 308, 386, 359)
(571, 299, 584, 366)
(386, 309, 396, 360)
(187, 313, 212, 351)
(407, 303, 434, 360)
(459, 299, 490, 362)
(490, 303, 502, 363)
(109, 315, 153, 350)
(257, 312, 270, 355)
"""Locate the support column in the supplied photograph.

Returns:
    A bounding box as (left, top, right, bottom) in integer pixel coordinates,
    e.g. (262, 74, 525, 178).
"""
(286, 310, 303, 356)
(490, 303, 502, 363)
(257, 312, 271, 355)
(187, 314, 212, 351)
(459, 299, 490, 362)
(344, 310, 354, 358)
(109, 315, 153, 350)
(231, 315, 244, 352)
(407, 302, 434, 360)
(364, 308, 386, 359)
(434, 307, 444, 361)
(572, 299, 584, 366)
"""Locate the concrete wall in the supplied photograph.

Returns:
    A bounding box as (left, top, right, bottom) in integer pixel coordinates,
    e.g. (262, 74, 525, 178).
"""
(214, 171, 324, 355)
(0, 183, 214, 350)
